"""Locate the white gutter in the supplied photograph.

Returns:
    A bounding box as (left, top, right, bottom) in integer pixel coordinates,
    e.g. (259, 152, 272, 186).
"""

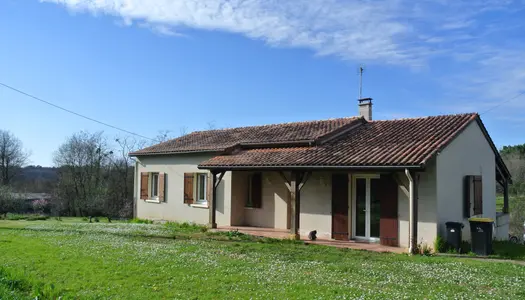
(405, 168, 416, 254)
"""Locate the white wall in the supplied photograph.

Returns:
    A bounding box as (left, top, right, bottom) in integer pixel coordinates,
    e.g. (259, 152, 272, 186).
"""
(436, 121, 497, 241)
(299, 172, 332, 239)
(396, 163, 438, 249)
(235, 171, 332, 238)
(242, 172, 289, 229)
(135, 153, 232, 226)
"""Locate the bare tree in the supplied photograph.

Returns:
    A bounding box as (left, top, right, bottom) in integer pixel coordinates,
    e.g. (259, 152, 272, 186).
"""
(53, 131, 111, 219)
(179, 126, 189, 137)
(0, 130, 30, 185)
(155, 130, 173, 143)
(0, 185, 15, 218)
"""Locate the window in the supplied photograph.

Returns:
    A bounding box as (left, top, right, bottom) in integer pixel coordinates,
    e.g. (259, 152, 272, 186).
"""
(140, 172, 165, 202)
(151, 173, 159, 198)
(197, 173, 207, 204)
(464, 175, 482, 217)
(246, 173, 262, 208)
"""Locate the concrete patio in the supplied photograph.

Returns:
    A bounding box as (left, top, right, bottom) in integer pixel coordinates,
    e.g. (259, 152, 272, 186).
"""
(214, 226, 407, 254)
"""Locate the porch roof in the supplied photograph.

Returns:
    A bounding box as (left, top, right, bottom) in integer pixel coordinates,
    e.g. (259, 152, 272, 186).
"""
(198, 113, 509, 176)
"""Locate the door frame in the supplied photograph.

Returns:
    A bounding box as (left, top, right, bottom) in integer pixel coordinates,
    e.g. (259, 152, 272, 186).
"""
(351, 174, 380, 242)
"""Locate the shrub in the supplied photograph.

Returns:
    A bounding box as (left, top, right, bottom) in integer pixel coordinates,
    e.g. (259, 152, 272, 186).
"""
(26, 215, 49, 221)
(434, 236, 448, 253)
(6, 213, 27, 220)
(164, 221, 207, 232)
(31, 199, 49, 214)
(129, 218, 154, 224)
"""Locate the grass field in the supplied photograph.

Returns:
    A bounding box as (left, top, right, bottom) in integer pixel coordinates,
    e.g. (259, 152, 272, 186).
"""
(1, 219, 525, 299)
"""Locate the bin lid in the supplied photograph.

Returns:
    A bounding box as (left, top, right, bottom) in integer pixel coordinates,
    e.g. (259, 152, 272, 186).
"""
(468, 217, 494, 222)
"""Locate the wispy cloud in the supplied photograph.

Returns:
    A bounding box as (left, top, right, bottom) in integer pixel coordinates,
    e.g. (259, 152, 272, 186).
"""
(41, 0, 525, 115)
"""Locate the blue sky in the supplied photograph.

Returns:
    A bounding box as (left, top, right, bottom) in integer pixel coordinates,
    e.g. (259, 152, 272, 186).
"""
(1, 0, 524, 166)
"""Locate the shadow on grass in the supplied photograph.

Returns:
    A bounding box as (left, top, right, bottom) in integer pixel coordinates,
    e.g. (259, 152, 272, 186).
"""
(0, 226, 304, 246)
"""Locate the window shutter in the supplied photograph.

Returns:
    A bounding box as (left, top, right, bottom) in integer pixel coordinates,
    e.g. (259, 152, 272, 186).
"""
(473, 176, 483, 215)
(159, 173, 166, 202)
(184, 173, 194, 204)
(463, 175, 471, 218)
(140, 172, 149, 200)
(251, 173, 262, 208)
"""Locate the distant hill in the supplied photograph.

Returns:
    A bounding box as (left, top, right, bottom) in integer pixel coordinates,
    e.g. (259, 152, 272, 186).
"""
(11, 166, 58, 193)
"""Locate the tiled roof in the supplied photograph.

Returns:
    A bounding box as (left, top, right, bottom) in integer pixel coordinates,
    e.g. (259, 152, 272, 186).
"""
(130, 117, 361, 155)
(198, 113, 479, 168)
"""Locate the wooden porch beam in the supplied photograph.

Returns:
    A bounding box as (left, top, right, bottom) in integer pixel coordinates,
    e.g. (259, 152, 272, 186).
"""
(393, 173, 410, 198)
(209, 170, 224, 229)
(215, 171, 225, 188)
(503, 179, 509, 214)
(289, 171, 303, 240)
(298, 171, 311, 191)
(278, 171, 292, 191)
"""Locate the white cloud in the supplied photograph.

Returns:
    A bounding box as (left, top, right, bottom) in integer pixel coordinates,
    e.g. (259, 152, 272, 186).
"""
(39, 0, 494, 67)
(41, 0, 525, 116)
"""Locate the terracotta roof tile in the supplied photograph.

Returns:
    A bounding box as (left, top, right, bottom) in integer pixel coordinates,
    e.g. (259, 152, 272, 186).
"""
(130, 117, 361, 155)
(199, 113, 479, 168)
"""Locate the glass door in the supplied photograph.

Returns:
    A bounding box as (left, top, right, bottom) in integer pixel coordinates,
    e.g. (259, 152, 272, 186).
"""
(355, 178, 367, 238)
(353, 176, 380, 241)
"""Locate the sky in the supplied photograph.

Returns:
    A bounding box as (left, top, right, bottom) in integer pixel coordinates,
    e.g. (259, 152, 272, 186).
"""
(1, 0, 524, 166)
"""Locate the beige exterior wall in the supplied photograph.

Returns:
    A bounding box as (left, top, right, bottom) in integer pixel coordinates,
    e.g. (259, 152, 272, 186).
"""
(436, 121, 497, 241)
(240, 172, 289, 229)
(231, 171, 333, 238)
(299, 172, 333, 239)
(135, 153, 232, 226)
(396, 161, 438, 249)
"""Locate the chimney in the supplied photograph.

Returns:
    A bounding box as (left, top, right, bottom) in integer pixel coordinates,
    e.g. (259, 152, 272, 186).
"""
(358, 97, 372, 121)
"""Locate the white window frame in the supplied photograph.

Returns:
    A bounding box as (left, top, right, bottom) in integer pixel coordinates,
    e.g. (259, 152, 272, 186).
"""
(351, 174, 380, 242)
(196, 173, 208, 204)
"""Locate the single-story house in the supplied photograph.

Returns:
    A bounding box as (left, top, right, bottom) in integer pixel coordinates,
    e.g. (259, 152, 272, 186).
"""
(130, 99, 511, 252)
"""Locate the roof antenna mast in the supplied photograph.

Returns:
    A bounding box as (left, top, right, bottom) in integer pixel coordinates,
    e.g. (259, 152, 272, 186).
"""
(358, 64, 364, 100)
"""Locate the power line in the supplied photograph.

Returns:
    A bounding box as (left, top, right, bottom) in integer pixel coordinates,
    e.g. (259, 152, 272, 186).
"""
(480, 90, 525, 115)
(0, 82, 158, 142)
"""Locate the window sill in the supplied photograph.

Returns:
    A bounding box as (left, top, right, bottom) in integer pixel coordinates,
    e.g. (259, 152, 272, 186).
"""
(244, 206, 261, 210)
(190, 203, 209, 209)
(145, 199, 161, 203)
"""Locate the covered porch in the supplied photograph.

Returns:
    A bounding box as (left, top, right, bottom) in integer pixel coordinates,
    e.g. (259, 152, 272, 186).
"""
(205, 167, 422, 254)
(213, 226, 406, 253)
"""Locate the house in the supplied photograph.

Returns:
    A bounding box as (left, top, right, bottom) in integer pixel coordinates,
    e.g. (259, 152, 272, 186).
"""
(129, 99, 511, 252)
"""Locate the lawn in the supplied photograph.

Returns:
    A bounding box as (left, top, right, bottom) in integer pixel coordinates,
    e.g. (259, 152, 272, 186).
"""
(1, 219, 525, 299)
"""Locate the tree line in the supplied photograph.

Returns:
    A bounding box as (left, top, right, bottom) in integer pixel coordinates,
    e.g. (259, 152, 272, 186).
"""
(0, 129, 172, 220)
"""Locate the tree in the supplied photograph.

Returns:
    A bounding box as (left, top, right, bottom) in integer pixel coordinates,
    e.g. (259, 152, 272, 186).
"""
(53, 131, 111, 218)
(0, 185, 16, 218)
(0, 130, 30, 186)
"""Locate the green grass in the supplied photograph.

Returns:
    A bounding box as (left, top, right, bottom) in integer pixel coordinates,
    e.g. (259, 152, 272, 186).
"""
(1, 219, 525, 299)
(496, 195, 504, 212)
(492, 241, 525, 260)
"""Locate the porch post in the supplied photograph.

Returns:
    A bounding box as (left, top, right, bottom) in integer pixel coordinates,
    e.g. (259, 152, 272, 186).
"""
(208, 171, 225, 229)
(290, 171, 301, 240)
(209, 171, 218, 228)
(503, 179, 509, 214)
(405, 169, 419, 254)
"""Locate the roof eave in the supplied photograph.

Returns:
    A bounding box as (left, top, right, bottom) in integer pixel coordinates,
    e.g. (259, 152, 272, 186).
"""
(198, 164, 424, 171)
(129, 149, 224, 157)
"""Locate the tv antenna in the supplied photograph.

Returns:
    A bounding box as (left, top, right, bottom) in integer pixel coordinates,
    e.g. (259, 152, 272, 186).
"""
(358, 64, 365, 99)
